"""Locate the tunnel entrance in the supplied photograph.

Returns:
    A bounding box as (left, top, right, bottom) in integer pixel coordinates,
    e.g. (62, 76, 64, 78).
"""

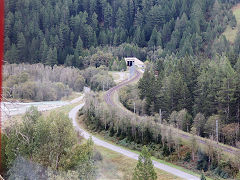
(127, 60, 134, 66)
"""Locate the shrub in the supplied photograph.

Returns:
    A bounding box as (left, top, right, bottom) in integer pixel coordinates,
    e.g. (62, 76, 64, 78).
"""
(93, 151, 103, 162)
(197, 151, 209, 172)
(74, 75, 85, 92)
(184, 152, 191, 162)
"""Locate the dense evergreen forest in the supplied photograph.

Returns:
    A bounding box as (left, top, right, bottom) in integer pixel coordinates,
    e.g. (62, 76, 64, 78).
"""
(135, 55, 240, 145)
(4, 0, 240, 66)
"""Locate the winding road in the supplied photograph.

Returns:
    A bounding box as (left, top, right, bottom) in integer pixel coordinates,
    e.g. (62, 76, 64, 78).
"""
(69, 69, 200, 180)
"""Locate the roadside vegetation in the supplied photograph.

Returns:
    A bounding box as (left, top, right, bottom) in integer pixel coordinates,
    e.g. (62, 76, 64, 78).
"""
(1, 96, 180, 180)
(81, 92, 239, 179)
(95, 145, 180, 180)
(1, 107, 97, 179)
(133, 146, 157, 180)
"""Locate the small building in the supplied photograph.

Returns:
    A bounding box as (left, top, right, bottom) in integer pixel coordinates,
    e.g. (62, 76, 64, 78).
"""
(124, 57, 144, 68)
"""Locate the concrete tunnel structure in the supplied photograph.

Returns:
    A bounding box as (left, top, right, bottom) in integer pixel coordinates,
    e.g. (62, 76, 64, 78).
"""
(124, 57, 145, 68)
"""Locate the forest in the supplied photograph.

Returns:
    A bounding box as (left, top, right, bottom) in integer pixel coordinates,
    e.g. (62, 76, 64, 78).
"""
(4, 0, 240, 67)
(135, 55, 240, 146)
(3, 63, 115, 101)
(82, 91, 240, 179)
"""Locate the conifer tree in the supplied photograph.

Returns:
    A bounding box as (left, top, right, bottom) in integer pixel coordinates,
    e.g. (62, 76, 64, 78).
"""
(133, 146, 157, 180)
(46, 48, 58, 66)
(148, 27, 162, 49)
(103, 3, 112, 28)
(91, 12, 98, 32)
(75, 36, 84, 56)
(116, 8, 125, 28)
(17, 32, 27, 62)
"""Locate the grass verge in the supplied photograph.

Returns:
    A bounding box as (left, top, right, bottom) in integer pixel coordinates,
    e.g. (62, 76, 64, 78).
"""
(77, 116, 208, 179)
(95, 145, 182, 180)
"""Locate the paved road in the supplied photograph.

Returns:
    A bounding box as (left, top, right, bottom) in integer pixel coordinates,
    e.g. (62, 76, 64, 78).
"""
(69, 102, 199, 180)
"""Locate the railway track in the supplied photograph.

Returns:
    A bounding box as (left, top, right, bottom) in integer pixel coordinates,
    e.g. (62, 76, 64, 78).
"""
(104, 68, 240, 156)
(104, 69, 141, 107)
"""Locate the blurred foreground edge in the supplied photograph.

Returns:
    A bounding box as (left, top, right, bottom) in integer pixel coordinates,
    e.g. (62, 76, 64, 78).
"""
(0, 0, 4, 177)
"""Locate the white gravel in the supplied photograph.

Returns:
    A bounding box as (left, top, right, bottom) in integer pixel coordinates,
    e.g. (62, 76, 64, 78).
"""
(2, 95, 84, 120)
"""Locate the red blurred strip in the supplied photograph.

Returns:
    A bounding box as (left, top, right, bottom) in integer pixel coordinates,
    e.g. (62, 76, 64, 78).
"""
(0, 0, 4, 173)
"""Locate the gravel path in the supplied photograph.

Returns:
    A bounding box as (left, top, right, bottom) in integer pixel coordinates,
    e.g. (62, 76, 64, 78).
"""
(69, 102, 199, 180)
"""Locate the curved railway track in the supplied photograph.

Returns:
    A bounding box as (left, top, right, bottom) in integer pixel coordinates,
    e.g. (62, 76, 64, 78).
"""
(104, 69, 141, 107)
(71, 69, 199, 180)
(104, 69, 240, 156)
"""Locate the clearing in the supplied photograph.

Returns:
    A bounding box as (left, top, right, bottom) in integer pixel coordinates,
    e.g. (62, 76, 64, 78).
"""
(223, 3, 240, 43)
(109, 71, 129, 84)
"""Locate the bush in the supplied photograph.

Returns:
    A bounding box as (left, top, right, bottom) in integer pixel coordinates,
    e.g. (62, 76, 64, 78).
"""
(90, 73, 115, 91)
(197, 151, 209, 172)
(3, 64, 82, 101)
(74, 75, 85, 92)
(184, 152, 191, 162)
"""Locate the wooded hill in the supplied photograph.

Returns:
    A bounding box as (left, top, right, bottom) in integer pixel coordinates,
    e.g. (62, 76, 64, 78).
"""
(4, 0, 240, 66)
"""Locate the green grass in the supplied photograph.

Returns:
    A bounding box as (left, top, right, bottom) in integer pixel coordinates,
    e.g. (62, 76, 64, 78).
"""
(77, 116, 207, 179)
(95, 145, 182, 180)
(223, 4, 240, 43)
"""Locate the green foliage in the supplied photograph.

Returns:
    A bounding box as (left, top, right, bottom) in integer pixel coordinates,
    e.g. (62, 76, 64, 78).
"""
(3, 65, 75, 101)
(81, 66, 115, 91)
(200, 173, 206, 180)
(197, 151, 209, 172)
(1, 134, 9, 174)
(135, 54, 240, 146)
(133, 146, 157, 180)
(90, 73, 115, 91)
(4, 0, 234, 65)
(148, 27, 162, 49)
(5, 107, 75, 169)
(83, 91, 239, 178)
(4, 108, 96, 178)
(235, 171, 240, 180)
(61, 138, 96, 180)
(192, 113, 206, 136)
(74, 75, 85, 92)
(109, 58, 127, 71)
(46, 47, 58, 67)
(183, 152, 191, 162)
(119, 85, 145, 115)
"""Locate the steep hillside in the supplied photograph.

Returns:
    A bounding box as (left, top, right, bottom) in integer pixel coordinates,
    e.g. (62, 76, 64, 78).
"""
(4, 0, 237, 66)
